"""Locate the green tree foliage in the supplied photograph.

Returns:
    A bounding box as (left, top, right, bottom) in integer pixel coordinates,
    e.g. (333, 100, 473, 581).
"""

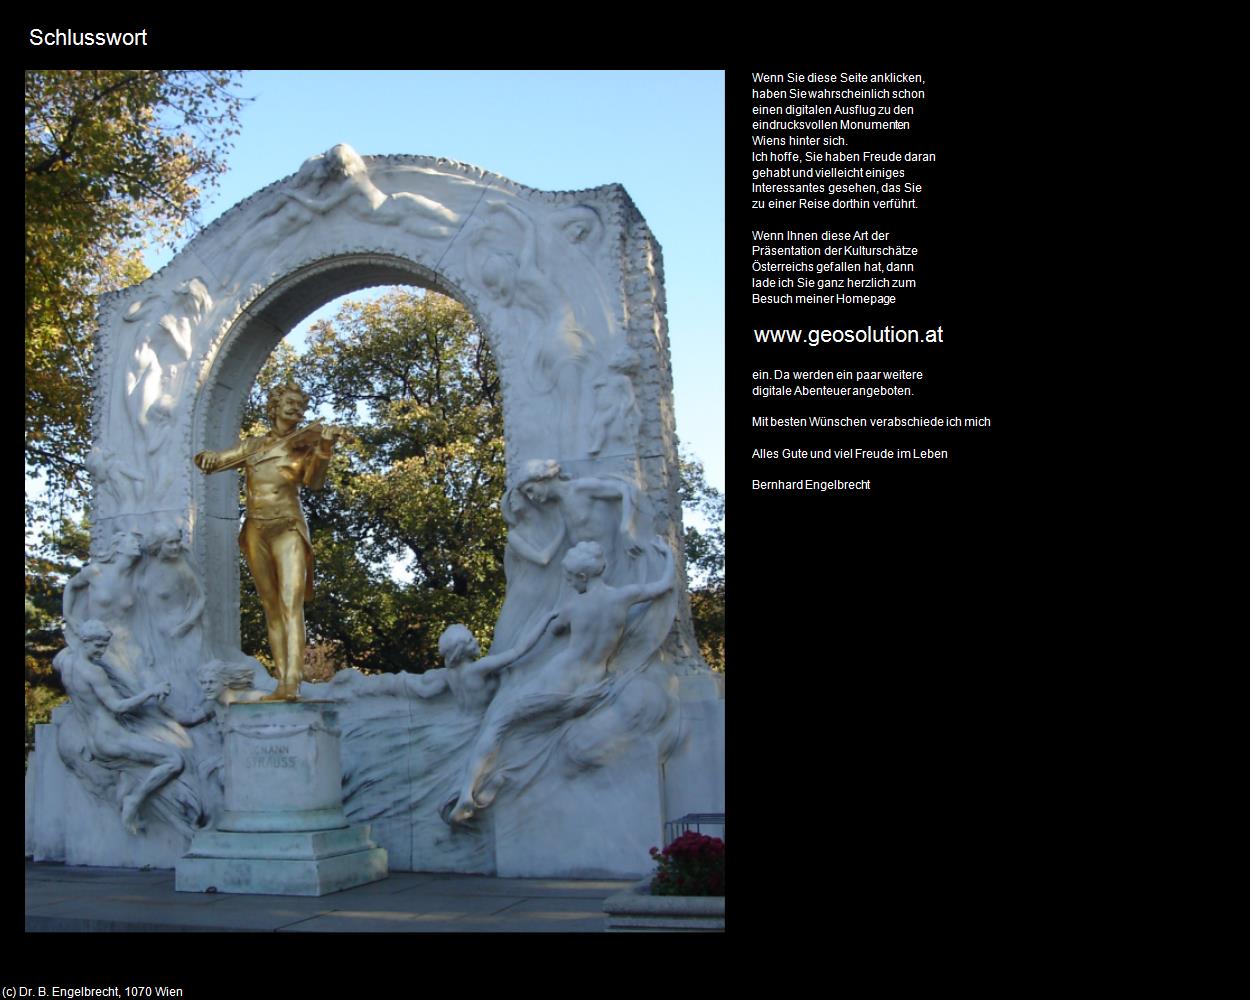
(25, 515, 91, 747)
(240, 291, 507, 674)
(238, 291, 730, 677)
(680, 453, 726, 671)
(235, 290, 727, 678)
(25, 70, 246, 520)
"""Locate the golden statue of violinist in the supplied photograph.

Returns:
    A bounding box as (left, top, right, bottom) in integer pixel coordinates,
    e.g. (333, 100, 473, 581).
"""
(194, 382, 342, 700)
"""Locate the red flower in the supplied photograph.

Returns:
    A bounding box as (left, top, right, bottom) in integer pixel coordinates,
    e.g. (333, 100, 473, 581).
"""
(649, 830, 725, 897)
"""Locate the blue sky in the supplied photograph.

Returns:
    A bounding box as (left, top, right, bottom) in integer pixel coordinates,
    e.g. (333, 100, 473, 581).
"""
(150, 70, 726, 490)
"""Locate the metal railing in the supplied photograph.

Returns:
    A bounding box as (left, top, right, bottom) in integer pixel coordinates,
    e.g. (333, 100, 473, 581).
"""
(664, 812, 725, 844)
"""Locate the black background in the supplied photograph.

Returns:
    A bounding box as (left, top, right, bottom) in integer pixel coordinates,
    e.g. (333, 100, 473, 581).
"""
(725, 60, 1022, 923)
(728, 68, 1012, 676)
(730, 61, 1007, 633)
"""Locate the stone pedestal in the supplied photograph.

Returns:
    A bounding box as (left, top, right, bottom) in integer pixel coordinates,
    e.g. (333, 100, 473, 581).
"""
(176, 701, 387, 896)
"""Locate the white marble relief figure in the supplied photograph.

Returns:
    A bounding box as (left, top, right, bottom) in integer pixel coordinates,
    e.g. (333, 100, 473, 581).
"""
(63, 530, 155, 695)
(416, 625, 503, 714)
(474, 201, 555, 321)
(332, 623, 535, 715)
(138, 523, 207, 716)
(587, 347, 642, 457)
(444, 539, 677, 826)
(476, 202, 603, 312)
(469, 199, 608, 457)
(120, 278, 211, 505)
(180, 660, 270, 730)
(212, 144, 458, 291)
(492, 458, 652, 654)
(284, 144, 458, 235)
(86, 445, 144, 513)
(551, 204, 605, 252)
(176, 660, 269, 813)
(53, 619, 204, 836)
(506, 459, 645, 560)
(473, 201, 593, 392)
(208, 151, 336, 288)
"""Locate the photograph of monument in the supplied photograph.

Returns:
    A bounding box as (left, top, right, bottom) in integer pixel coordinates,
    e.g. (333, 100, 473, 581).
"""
(25, 71, 726, 903)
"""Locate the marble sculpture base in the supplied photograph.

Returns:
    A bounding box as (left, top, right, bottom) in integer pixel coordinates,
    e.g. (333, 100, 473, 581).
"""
(176, 827, 387, 896)
(175, 700, 386, 896)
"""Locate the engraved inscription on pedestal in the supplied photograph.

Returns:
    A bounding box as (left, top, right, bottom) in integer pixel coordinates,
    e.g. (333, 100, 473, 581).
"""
(218, 701, 349, 832)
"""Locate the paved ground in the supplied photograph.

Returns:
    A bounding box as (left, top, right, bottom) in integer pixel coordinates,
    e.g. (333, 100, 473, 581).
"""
(25, 861, 636, 932)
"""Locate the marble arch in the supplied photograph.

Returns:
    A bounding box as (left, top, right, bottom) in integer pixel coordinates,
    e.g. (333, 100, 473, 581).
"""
(27, 147, 723, 876)
(88, 146, 705, 678)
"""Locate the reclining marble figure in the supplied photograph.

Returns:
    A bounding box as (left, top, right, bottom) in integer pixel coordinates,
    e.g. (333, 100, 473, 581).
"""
(53, 619, 202, 835)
